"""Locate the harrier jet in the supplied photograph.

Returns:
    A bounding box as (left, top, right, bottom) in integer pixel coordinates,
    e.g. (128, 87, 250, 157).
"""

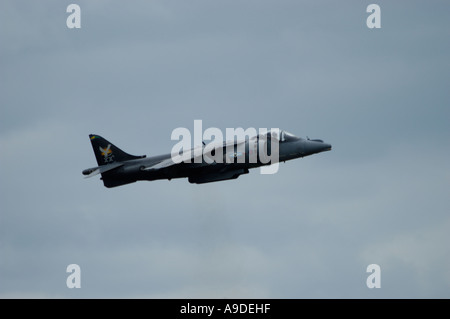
(82, 131, 331, 187)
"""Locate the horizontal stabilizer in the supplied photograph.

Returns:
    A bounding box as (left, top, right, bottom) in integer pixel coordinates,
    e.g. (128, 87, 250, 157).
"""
(82, 162, 124, 178)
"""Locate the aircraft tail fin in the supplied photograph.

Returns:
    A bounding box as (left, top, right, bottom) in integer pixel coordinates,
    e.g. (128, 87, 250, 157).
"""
(89, 134, 146, 166)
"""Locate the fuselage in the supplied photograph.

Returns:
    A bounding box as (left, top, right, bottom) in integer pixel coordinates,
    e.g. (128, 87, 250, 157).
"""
(103, 136, 331, 183)
(83, 131, 331, 187)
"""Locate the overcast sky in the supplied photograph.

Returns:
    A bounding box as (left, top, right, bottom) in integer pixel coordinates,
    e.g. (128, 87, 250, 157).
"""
(1, 0, 449, 298)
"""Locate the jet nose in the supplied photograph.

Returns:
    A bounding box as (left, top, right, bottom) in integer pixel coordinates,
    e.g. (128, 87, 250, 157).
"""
(322, 143, 332, 152)
(301, 140, 332, 156)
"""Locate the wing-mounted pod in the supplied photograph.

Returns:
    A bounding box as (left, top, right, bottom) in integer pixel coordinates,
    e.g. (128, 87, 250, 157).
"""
(188, 168, 249, 184)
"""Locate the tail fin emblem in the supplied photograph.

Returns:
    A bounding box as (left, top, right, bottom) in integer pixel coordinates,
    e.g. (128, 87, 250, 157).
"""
(99, 144, 114, 163)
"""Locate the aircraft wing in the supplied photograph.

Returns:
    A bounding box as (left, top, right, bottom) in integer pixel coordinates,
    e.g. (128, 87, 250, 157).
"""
(142, 145, 204, 171)
(142, 157, 177, 171)
(142, 139, 247, 171)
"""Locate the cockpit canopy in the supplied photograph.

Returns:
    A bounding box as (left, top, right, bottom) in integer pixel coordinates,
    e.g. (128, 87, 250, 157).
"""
(280, 130, 300, 142)
(258, 129, 301, 142)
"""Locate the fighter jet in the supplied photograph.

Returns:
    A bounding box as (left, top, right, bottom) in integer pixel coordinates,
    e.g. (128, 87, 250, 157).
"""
(82, 131, 331, 187)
